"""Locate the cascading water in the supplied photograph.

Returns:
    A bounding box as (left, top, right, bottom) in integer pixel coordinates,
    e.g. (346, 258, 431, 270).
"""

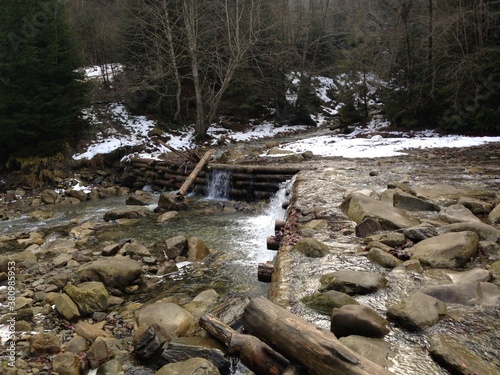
(206, 170, 232, 200)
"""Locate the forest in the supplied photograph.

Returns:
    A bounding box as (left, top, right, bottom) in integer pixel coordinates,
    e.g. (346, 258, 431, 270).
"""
(0, 0, 499, 163)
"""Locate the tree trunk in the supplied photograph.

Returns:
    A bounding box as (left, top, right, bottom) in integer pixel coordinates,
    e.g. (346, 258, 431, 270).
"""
(177, 151, 212, 198)
(242, 297, 394, 375)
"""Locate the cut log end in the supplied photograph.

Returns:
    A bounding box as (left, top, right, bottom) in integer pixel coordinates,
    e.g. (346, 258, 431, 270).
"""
(258, 262, 274, 283)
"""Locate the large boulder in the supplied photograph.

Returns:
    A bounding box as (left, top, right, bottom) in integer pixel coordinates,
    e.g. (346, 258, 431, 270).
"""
(103, 206, 151, 222)
(330, 304, 390, 338)
(436, 222, 500, 243)
(489, 203, 500, 224)
(77, 255, 143, 289)
(427, 333, 498, 375)
(439, 204, 482, 224)
(64, 282, 109, 315)
(409, 231, 478, 268)
(393, 191, 440, 212)
(134, 301, 196, 341)
(340, 192, 419, 230)
(157, 193, 181, 211)
(293, 237, 330, 258)
(387, 292, 447, 331)
(319, 270, 387, 295)
(165, 236, 188, 259)
(187, 237, 210, 261)
(419, 282, 500, 306)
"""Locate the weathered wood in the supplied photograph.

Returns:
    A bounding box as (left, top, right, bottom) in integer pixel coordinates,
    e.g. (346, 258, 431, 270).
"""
(242, 297, 394, 375)
(199, 315, 234, 349)
(258, 262, 274, 283)
(230, 173, 296, 182)
(208, 163, 305, 174)
(177, 151, 212, 198)
(200, 314, 289, 375)
(232, 333, 290, 375)
(275, 220, 286, 231)
(266, 236, 280, 251)
(282, 364, 306, 375)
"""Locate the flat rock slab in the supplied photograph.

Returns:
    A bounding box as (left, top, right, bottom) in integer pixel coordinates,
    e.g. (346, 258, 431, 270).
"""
(301, 290, 359, 315)
(319, 270, 387, 295)
(340, 193, 420, 230)
(409, 231, 478, 268)
(427, 333, 499, 375)
(419, 281, 500, 306)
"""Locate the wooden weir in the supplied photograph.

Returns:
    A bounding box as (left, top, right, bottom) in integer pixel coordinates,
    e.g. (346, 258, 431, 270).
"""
(123, 156, 306, 201)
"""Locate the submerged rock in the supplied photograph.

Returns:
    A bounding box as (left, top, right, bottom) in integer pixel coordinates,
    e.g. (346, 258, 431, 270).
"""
(419, 282, 500, 306)
(293, 237, 330, 258)
(301, 290, 359, 315)
(155, 357, 221, 375)
(427, 333, 498, 375)
(319, 270, 387, 295)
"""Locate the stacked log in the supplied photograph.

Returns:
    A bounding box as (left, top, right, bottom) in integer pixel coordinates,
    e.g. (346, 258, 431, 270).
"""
(124, 156, 305, 201)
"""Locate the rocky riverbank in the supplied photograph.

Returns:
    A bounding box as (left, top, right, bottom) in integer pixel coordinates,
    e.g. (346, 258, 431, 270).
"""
(1, 142, 500, 374)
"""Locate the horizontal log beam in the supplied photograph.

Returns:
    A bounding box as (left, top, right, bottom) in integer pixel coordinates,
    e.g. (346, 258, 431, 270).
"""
(208, 163, 306, 174)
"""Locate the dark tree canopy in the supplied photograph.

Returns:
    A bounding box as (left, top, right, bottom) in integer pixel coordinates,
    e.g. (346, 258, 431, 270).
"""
(0, 0, 89, 162)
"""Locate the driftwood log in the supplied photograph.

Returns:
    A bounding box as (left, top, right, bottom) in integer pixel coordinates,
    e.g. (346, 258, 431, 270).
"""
(242, 297, 394, 375)
(199, 314, 290, 374)
(176, 151, 212, 198)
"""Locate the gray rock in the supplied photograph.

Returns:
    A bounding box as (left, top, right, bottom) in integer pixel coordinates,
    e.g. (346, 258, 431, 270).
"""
(52, 352, 81, 375)
(187, 237, 210, 261)
(436, 222, 500, 243)
(155, 357, 221, 375)
(157, 193, 181, 211)
(355, 217, 382, 237)
(96, 359, 124, 375)
(427, 333, 498, 375)
(393, 259, 424, 273)
(445, 268, 491, 284)
(387, 181, 416, 195)
(134, 323, 175, 360)
(409, 231, 478, 268)
(126, 193, 153, 206)
(160, 337, 229, 374)
(165, 236, 187, 259)
(121, 239, 151, 257)
(301, 290, 359, 315)
(339, 336, 394, 368)
(68, 189, 88, 202)
(77, 255, 143, 289)
(489, 203, 500, 224)
(157, 211, 180, 223)
(387, 292, 447, 330)
(393, 191, 440, 211)
(490, 261, 500, 286)
(403, 225, 438, 242)
(367, 248, 403, 268)
(293, 237, 330, 258)
(40, 189, 59, 204)
(103, 206, 151, 221)
(66, 335, 89, 354)
(439, 204, 482, 223)
(54, 294, 80, 322)
(419, 282, 500, 306)
(340, 192, 419, 230)
(30, 332, 61, 355)
(458, 197, 494, 215)
(365, 232, 406, 247)
(135, 301, 196, 341)
(319, 270, 387, 295)
(64, 282, 109, 315)
(330, 304, 390, 338)
(87, 338, 110, 369)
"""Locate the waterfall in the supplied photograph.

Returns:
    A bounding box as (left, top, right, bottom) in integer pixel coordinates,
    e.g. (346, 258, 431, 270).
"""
(206, 170, 232, 200)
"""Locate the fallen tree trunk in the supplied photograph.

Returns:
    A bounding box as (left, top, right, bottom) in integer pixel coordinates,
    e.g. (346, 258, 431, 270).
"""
(177, 151, 212, 198)
(242, 297, 394, 375)
(199, 314, 290, 374)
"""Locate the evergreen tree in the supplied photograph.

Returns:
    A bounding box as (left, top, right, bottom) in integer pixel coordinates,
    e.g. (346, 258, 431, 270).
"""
(0, 0, 89, 162)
